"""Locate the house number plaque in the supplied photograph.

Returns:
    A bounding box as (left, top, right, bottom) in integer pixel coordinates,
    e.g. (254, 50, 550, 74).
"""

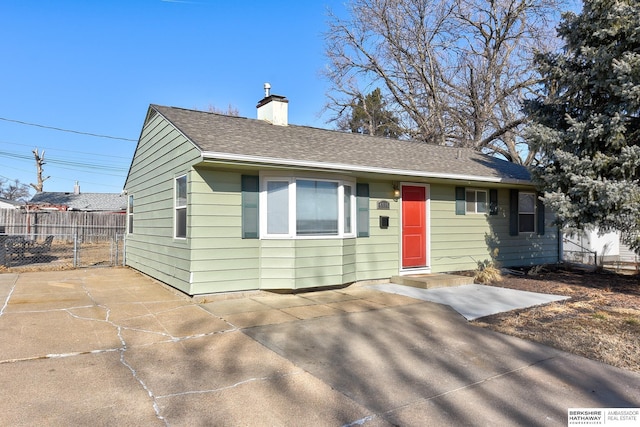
(377, 200, 390, 210)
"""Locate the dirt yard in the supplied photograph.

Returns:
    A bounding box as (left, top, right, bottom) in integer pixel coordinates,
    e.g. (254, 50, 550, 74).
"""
(0, 240, 121, 272)
(474, 267, 640, 373)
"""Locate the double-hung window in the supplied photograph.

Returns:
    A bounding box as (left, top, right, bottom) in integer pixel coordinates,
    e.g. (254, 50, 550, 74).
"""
(509, 189, 544, 236)
(518, 192, 536, 233)
(465, 189, 487, 214)
(127, 195, 134, 234)
(261, 176, 356, 238)
(175, 175, 187, 239)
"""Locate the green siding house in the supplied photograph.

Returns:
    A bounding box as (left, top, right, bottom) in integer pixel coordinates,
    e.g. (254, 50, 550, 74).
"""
(124, 90, 559, 296)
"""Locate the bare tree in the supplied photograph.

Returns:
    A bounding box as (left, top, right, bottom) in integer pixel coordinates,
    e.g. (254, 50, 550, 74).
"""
(207, 104, 240, 116)
(0, 178, 31, 201)
(324, 0, 561, 165)
(30, 148, 50, 193)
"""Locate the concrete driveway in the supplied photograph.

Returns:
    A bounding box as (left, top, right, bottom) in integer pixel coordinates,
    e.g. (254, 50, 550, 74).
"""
(1, 269, 638, 426)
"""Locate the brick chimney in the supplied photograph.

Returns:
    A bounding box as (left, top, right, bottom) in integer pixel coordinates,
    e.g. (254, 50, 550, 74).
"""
(257, 83, 288, 126)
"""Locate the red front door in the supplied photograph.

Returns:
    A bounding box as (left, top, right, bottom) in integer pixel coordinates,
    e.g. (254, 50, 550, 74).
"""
(402, 185, 427, 268)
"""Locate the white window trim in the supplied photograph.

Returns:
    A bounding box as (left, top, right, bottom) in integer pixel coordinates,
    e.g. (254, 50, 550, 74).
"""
(174, 174, 187, 239)
(259, 173, 357, 239)
(127, 194, 134, 234)
(465, 188, 488, 214)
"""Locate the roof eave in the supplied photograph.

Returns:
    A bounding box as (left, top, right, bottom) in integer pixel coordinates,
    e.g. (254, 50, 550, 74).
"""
(200, 151, 532, 186)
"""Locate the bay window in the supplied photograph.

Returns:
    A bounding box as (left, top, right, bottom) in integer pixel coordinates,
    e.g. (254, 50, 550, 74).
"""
(261, 176, 356, 238)
(343, 184, 352, 234)
(296, 180, 339, 235)
(266, 181, 289, 235)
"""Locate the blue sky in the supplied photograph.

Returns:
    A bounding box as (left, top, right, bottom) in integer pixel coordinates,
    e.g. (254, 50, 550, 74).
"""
(0, 0, 346, 195)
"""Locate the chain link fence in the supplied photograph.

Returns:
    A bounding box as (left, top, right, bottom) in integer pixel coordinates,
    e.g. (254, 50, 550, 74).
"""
(1, 210, 126, 271)
(562, 234, 640, 273)
(1, 232, 125, 271)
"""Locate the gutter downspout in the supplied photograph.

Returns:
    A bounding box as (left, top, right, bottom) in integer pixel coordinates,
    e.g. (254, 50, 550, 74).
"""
(558, 225, 563, 264)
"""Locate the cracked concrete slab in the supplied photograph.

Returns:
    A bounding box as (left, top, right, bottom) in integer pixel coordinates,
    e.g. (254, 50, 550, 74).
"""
(155, 368, 379, 426)
(1, 268, 639, 426)
(117, 304, 232, 339)
(326, 298, 387, 313)
(244, 301, 640, 422)
(383, 354, 640, 426)
(103, 300, 190, 322)
(281, 303, 343, 320)
(0, 309, 122, 360)
(0, 352, 164, 426)
(296, 289, 360, 304)
(6, 280, 94, 311)
(250, 293, 317, 309)
(200, 298, 273, 315)
(216, 308, 300, 329)
(124, 332, 301, 398)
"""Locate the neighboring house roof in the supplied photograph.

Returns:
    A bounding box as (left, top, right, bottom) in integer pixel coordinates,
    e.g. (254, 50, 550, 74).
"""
(29, 192, 126, 211)
(150, 104, 532, 185)
(0, 197, 23, 208)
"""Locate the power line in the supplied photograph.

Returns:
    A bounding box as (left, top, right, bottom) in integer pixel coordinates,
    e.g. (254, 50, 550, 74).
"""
(0, 151, 128, 173)
(0, 116, 137, 142)
(0, 139, 132, 160)
(1, 163, 125, 190)
(0, 141, 131, 185)
(34, 163, 126, 178)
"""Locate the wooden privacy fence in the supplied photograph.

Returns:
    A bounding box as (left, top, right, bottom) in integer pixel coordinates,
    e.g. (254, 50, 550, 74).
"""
(0, 209, 126, 241)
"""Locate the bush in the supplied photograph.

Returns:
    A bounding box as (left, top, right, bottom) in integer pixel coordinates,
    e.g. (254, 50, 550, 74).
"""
(475, 260, 502, 284)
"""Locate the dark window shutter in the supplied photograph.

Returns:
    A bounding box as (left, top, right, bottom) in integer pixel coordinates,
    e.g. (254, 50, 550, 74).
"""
(509, 189, 519, 236)
(241, 175, 259, 239)
(537, 194, 545, 236)
(455, 187, 466, 215)
(489, 189, 498, 215)
(356, 183, 369, 237)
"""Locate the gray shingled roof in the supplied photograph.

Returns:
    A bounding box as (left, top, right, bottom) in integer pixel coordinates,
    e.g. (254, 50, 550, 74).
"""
(0, 197, 23, 207)
(151, 104, 531, 184)
(29, 192, 126, 211)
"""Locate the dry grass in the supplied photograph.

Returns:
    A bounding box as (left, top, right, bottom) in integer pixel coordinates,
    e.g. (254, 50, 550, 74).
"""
(474, 267, 640, 373)
(474, 263, 503, 284)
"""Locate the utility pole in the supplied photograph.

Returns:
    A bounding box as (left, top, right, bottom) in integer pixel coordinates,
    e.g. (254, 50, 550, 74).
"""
(30, 148, 50, 193)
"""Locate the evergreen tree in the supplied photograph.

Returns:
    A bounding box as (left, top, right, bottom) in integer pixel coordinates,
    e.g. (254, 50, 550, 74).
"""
(342, 88, 401, 138)
(525, 0, 640, 250)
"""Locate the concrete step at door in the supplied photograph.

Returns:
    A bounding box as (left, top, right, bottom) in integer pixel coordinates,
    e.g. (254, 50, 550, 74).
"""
(390, 274, 474, 289)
